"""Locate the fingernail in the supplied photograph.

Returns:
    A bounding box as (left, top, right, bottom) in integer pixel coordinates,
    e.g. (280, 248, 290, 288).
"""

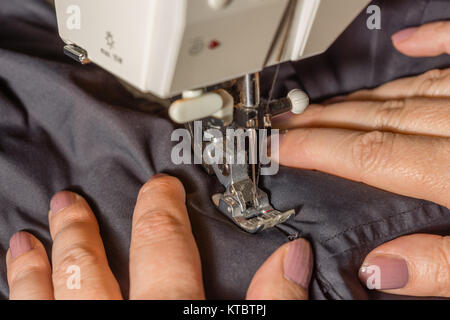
(149, 173, 168, 181)
(359, 255, 409, 290)
(283, 239, 314, 290)
(392, 27, 418, 43)
(10, 232, 33, 259)
(50, 191, 76, 215)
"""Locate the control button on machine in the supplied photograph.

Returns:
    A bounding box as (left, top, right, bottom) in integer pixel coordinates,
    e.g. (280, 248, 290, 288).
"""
(208, 0, 231, 10)
(288, 89, 310, 115)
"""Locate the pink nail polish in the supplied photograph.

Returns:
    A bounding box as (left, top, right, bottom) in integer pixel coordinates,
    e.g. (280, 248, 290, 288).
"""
(50, 191, 76, 215)
(283, 239, 314, 289)
(10, 232, 33, 259)
(392, 27, 418, 43)
(359, 255, 409, 290)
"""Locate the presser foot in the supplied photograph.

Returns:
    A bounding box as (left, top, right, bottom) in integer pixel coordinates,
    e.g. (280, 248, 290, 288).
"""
(211, 179, 295, 233)
(179, 73, 307, 233)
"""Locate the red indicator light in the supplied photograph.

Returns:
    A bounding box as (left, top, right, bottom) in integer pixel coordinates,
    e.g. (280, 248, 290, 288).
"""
(208, 40, 221, 50)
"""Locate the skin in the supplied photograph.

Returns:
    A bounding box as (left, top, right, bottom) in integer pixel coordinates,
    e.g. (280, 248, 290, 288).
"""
(5, 21, 450, 300)
(276, 21, 450, 298)
(6, 176, 309, 300)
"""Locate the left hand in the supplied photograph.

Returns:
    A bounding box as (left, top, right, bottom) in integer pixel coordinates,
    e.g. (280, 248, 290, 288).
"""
(275, 21, 450, 297)
(6, 174, 313, 300)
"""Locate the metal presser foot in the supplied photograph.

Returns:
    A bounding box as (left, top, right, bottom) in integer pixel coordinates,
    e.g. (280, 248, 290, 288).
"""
(196, 73, 309, 233)
(211, 164, 296, 233)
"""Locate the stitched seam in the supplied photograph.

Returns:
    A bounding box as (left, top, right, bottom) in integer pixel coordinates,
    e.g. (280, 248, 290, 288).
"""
(321, 203, 432, 244)
(316, 211, 448, 269)
(315, 212, 448, 299)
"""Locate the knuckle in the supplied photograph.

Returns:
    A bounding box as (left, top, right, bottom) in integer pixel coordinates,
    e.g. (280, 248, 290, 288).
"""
(9, 262, 48, 287)
(373, 100, 407, 130)
(50, 202, 98, 239)
(140, 176, 185, 197)
(423, 68, 443, 80)
(56, 203, 93, 224)
(53, 244, 99, 282)
(351, 131, 393, 177)
(133, 209, 184, 244)
(417, 69, 443, 96)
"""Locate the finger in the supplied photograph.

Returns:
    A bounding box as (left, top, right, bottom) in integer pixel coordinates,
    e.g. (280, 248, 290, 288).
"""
(392, 21, 450, 57)
(49, 191, 122, 300)
(6, 232, 54, 300)
(343, 69, 450, 101)
(277, 129, 450, 208)
(359, 234, 450, 297)
(246, 239, 313, 300)
(129, 174, 204, 300)
(277, 98, 450, 137)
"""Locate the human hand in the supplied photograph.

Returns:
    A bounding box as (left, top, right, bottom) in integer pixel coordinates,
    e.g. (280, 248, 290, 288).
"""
(275, 21, 450, 297)
(6, 174, 313, 300)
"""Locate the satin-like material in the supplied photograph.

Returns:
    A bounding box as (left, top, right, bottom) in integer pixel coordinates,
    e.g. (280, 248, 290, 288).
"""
(0, 0, 449, 299)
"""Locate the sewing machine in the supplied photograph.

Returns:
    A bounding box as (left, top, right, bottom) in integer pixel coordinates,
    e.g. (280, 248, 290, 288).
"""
(54, 0, 370, 233)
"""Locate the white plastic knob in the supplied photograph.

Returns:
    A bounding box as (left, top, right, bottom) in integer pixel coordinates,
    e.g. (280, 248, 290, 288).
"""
(208, 0, 231, 10)
(288, 89, 310, 115)
(169, 92, 224, 124)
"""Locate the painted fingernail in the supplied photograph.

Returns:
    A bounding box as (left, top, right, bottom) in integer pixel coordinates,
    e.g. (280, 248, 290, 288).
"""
(392, 27, 418, 43)
(50, 191, 76, 215)
(283, 239, 314, 290)
(10, 232, 33, 259)
(359, 255, 409, 290)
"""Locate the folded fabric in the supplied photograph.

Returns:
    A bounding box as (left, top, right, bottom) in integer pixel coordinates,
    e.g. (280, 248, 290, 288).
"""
(0, 0, 448, 299)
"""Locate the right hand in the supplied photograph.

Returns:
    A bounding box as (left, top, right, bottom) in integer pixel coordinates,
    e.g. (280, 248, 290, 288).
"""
(275, 21, 450, 298)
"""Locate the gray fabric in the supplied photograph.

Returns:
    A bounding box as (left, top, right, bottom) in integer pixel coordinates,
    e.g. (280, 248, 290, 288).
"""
(0, 0, 449, 300)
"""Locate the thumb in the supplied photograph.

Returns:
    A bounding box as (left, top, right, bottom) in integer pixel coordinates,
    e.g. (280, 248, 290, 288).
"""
(246, 239, 313, 300)
(359, 234, 450, 297)
(392, 21, 450, 57)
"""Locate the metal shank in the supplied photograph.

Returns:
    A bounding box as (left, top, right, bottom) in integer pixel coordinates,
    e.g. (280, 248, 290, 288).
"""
(206, 73, 295, 233)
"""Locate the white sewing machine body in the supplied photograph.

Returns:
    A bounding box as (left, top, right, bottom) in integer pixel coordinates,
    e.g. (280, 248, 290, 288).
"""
(55, 0, 369, 98)
(54, 0, 370, 233)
